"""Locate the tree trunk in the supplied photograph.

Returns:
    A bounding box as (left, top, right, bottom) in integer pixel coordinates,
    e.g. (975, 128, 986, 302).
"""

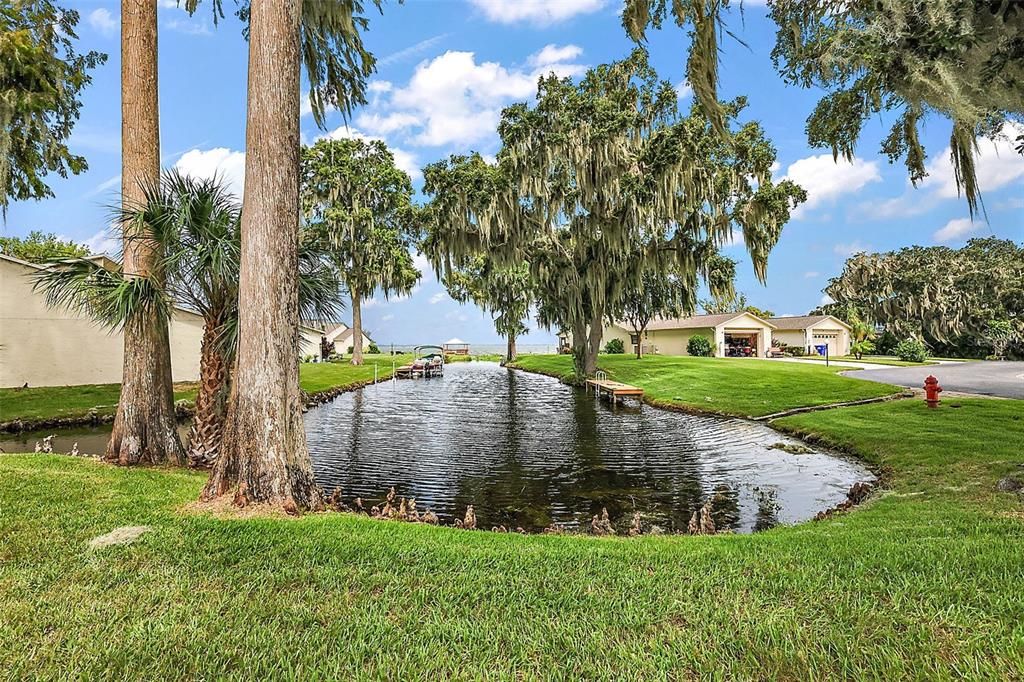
(584, 310, 603, 376)
(188, 317, 230, 467)
(634, 326, 643, 359)
(350, 285, 363, 366)
(202, 0, 323, 511)
(571, 318, 588, 377)
(107, 0, 184, 466)
(506, 334, 517, 362)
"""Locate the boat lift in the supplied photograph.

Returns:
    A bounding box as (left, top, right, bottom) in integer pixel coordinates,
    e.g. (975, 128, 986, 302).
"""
(395, 345, 445, 379)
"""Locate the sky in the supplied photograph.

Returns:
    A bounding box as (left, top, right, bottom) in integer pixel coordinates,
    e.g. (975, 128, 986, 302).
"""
(7, 0, 1023, 346)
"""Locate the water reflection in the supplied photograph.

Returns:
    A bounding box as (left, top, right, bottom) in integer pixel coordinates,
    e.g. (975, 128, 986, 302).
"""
(305, 362, 872, 532)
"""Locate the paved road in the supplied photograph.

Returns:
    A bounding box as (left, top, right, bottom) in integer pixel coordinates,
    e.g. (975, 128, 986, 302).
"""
(845, 361, 1024, 399)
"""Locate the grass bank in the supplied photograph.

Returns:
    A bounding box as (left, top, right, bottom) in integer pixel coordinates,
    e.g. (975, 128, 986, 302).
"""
(511, 354, 902, 417)
(0, 354, 413, 428)
(2, 394, 1022, 677)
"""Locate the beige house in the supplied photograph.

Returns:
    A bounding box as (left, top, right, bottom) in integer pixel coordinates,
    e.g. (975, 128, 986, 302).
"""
(1, 254, 204, 387)
(601, 312, 777, 357)
(769, 315, 852, 357)
(325, 322, 374, 354)
(2, 254, 326, 387)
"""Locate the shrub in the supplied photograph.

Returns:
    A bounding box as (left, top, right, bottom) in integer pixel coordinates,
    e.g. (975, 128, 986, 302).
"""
(687, 335, 713, 357)
(368, 342, 381, 354)
(850, 340, 875, 360)
(894, 338, 929, 363)
(875, 330, 899, 355)
(789, 346, 806, 357)
(346, 346, 354, 355)
(604, 338, 625, 354)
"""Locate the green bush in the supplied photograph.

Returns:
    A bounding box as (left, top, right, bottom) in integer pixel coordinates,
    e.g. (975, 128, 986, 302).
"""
(850, 340, 876, 360)
(687, 335, 713, 357)
(368, 343, 381, 354)
(894, 338, 929, 363)
(603, 338, 625, 354)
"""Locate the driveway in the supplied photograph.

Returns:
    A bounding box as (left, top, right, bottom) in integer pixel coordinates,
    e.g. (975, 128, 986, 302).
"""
(845, 361, 1024, 399)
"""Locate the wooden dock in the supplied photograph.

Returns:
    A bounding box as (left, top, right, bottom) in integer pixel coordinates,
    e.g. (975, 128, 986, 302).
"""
(585, 378, 644, 403)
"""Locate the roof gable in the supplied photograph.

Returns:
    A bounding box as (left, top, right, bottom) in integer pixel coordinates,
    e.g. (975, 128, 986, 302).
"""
(769, 315, 852, 331)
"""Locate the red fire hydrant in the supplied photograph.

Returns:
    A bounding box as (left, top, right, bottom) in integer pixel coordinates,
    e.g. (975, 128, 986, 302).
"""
(924, 375, 942, 407)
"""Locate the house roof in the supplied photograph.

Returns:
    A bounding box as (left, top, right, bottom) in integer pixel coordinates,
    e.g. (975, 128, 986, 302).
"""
(642, 312, 777, 331)
(444, 337, 467, 345)
(769, 315, 851, 331)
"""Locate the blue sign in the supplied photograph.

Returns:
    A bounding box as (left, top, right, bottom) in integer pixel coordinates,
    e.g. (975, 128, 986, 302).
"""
(815, 344, 828, 356)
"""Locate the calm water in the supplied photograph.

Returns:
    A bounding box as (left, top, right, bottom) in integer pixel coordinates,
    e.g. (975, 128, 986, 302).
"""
(305, 362, 873, 532)
(3, 362, 872, 533)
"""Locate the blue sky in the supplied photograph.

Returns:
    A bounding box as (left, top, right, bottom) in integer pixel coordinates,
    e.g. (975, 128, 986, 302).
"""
(7, 0, 1023, 345)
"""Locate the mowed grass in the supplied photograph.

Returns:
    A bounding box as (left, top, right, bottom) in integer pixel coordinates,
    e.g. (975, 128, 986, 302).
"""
(0, 383, 198, 423)
(0, 354, 413, 424)
(1, 396, 1022, 678)
(512, 353, 902, 417)
(298, 353, 414, 393)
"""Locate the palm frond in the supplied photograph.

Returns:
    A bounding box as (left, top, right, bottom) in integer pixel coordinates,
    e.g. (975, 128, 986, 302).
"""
(32, 259, 169, 331)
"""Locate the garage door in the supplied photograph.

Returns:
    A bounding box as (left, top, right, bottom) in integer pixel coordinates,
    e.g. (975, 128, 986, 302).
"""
(812, 332, 839, 356)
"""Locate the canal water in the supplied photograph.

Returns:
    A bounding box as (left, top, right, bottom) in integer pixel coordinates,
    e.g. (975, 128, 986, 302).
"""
(305, 362, 872, 532)
(3, 362, 873, 533)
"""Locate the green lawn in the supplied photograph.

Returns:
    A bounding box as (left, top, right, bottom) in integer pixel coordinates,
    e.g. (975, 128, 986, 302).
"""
(797, 354, 937, 367)
(1, 396, 1021, 678)
(0, 354, 413, 425)
(0, 383, 198, 423)
(298, 353, 413, 393)
(511, 354, 902, 417)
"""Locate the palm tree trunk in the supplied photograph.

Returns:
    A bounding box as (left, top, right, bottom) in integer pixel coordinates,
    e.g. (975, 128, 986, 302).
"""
(202, 0, 322, 511)
(188, 317, 230, 467)
(350, 285, 363, 366)
(108, 0, 184, 466)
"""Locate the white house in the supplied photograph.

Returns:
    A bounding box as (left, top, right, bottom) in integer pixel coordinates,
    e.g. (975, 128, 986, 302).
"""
(1, 253, 326, 387)
(600, 312, 778, 357)
(322, 322, 374, 354)
(768, 315, 852, 356)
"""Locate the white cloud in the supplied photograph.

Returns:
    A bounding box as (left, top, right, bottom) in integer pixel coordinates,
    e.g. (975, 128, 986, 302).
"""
(921, 121, 1024, 199)
(781, 154, 881, 218)
(995, 197, 1024, 211)
(467, 0, 606, 25)
(381, 314, 395, 322)
(933, 217, 984, 243)
(85, 173, 121, 198)
(164, 17, 211, 35)
(173, 147, 246, 197)
(84, 227, 119, 256)
(820, 294, 835, 306)
(429, 292, 447, 305)
(803, 271, 820, 279)
(323, 126, 421, 181)
(355, 47, 585, 148)
(88, 8, 117, 36)
(675, 81, 692, 100)
(857, 192, 932, 220)
(833, 241, 871, 257)
(378, 34, 451, 67)
(529, 44, 583, 67)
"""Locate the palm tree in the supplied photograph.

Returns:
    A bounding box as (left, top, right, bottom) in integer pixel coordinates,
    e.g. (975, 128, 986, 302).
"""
(34, 171, 342, 467)
(111, 0, 184, 466)
(188, 0, 385, 511)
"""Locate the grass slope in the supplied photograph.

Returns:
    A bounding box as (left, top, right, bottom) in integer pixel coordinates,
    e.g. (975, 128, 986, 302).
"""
(0, 354, 413, 424)
(1, 397, 1021, 678)
(512, 354, 901, 417)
